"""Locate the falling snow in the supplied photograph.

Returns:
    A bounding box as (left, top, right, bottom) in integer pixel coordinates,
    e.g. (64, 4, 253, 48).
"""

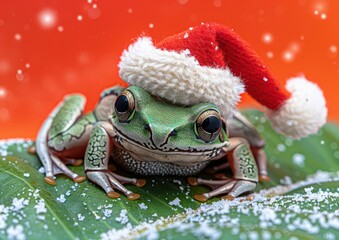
(262, 33, 273, 43)
(329, 45, 337, 53)
(266, 51, 274, 59)
(16, 70, 23, 81)
(38, 9, 57, 29)
(283, 51, 294, 62)
(14, 34, 22, 41)
(292, 153, 305, 167)
(276, 144, 286, 152)
(0, 87, 7, 98)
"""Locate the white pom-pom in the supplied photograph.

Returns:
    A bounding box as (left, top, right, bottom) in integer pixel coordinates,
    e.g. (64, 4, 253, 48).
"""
(267, 76, 327, 139)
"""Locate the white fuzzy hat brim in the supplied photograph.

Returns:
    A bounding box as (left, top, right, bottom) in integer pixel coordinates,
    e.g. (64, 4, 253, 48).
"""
(267, 76, 327, 139)
(118, 37, 244, 119)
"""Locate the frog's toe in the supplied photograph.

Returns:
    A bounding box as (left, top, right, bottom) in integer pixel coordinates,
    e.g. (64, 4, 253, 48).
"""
(214, 173, 230, 180)
(190, 178, 257, 201)
(62, 158, 83, 166)
(49, 155, 84, 184)
(221, 195, 235, 201)
(109, 164, 117, 172)
(204, 167, 217, 174)
(86, 171, 116, 197)
(226, 180, 257, 198)
(110, 172, 146, 188)
(73, 175, 86, 183)
(187, 177, 198, 186)
(246, 195, 255, 201)
(72, 159, 83, 166)
(259, 174, 270, 182)
(135, 179, 147, 187)
(127, 193, 140, 200)
(188, 177, 230, 190)
(194, 194, 208, 202)
(27, 146, 36, 155)
(107, 191, 120, 199)
(44, 176, 56, 186)
(87, 171, 141, 200)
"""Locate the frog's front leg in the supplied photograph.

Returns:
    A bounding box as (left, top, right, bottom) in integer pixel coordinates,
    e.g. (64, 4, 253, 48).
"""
(188, 138, 258, 202)
(84, 121, 146, 200)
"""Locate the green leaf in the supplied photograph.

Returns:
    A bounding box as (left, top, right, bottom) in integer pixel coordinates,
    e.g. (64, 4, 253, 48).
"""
(0, 110, 338, 240)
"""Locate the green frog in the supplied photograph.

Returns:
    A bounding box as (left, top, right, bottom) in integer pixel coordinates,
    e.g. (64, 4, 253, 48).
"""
(34, 85, 269, 202)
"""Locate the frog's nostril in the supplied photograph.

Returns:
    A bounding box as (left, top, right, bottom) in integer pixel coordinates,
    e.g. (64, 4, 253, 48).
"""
(169, 129, 177, 137)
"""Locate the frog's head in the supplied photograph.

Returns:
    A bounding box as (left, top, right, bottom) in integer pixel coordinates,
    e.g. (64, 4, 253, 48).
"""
(111, 86, 229, 163)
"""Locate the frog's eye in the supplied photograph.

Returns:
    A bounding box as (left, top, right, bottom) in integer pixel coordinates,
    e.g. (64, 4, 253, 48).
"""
(195, 110, 222, 142)
(114, 90, 135, 122)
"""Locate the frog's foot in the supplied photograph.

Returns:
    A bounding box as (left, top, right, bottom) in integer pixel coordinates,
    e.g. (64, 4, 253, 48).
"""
(86, 170, 146, 200)
(259, 174, 270, 182)
(188, 177, 256, 202)
(63, 158, 83, 166)
(28, 145, 36, 155)
(44, 155, 86, 185)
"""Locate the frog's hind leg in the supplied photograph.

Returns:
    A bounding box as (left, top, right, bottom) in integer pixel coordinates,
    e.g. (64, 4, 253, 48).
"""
(227, 111, 269, 182)
(36, 94, 91, 185)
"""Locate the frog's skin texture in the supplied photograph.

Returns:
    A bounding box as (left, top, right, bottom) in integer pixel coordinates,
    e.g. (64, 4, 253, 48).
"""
(34, 86, 269, 202)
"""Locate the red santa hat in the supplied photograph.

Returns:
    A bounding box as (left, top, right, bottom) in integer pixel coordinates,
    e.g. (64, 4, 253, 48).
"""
(119, 22, 327, 139)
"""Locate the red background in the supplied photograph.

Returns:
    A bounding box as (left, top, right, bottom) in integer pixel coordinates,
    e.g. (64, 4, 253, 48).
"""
(0, 0, 338, 139)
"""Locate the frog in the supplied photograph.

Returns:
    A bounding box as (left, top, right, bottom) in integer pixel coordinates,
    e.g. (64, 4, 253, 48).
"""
(33, 85, 269, 202)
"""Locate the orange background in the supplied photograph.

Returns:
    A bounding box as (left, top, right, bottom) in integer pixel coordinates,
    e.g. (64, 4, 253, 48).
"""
(0, 0, 338, 139)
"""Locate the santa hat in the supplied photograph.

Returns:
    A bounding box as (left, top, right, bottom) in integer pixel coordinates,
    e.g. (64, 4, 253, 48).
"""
(119, 22, 327, 139)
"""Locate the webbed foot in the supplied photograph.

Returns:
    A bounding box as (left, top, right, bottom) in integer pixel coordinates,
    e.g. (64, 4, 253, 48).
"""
(188, 138, 259, 202)
(188, 177, 256, 202)
(86, 170, 146, 200)
(35, 144, 86, 185)
(45, 155, 86, 185)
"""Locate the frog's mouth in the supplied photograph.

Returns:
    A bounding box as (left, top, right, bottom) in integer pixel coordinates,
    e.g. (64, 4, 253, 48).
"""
(112, 127, 228, 164)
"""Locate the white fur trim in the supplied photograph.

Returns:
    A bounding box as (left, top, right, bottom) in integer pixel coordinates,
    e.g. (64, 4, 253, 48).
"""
(267, 77, 327, 139)
(118, 37, 244, 119)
